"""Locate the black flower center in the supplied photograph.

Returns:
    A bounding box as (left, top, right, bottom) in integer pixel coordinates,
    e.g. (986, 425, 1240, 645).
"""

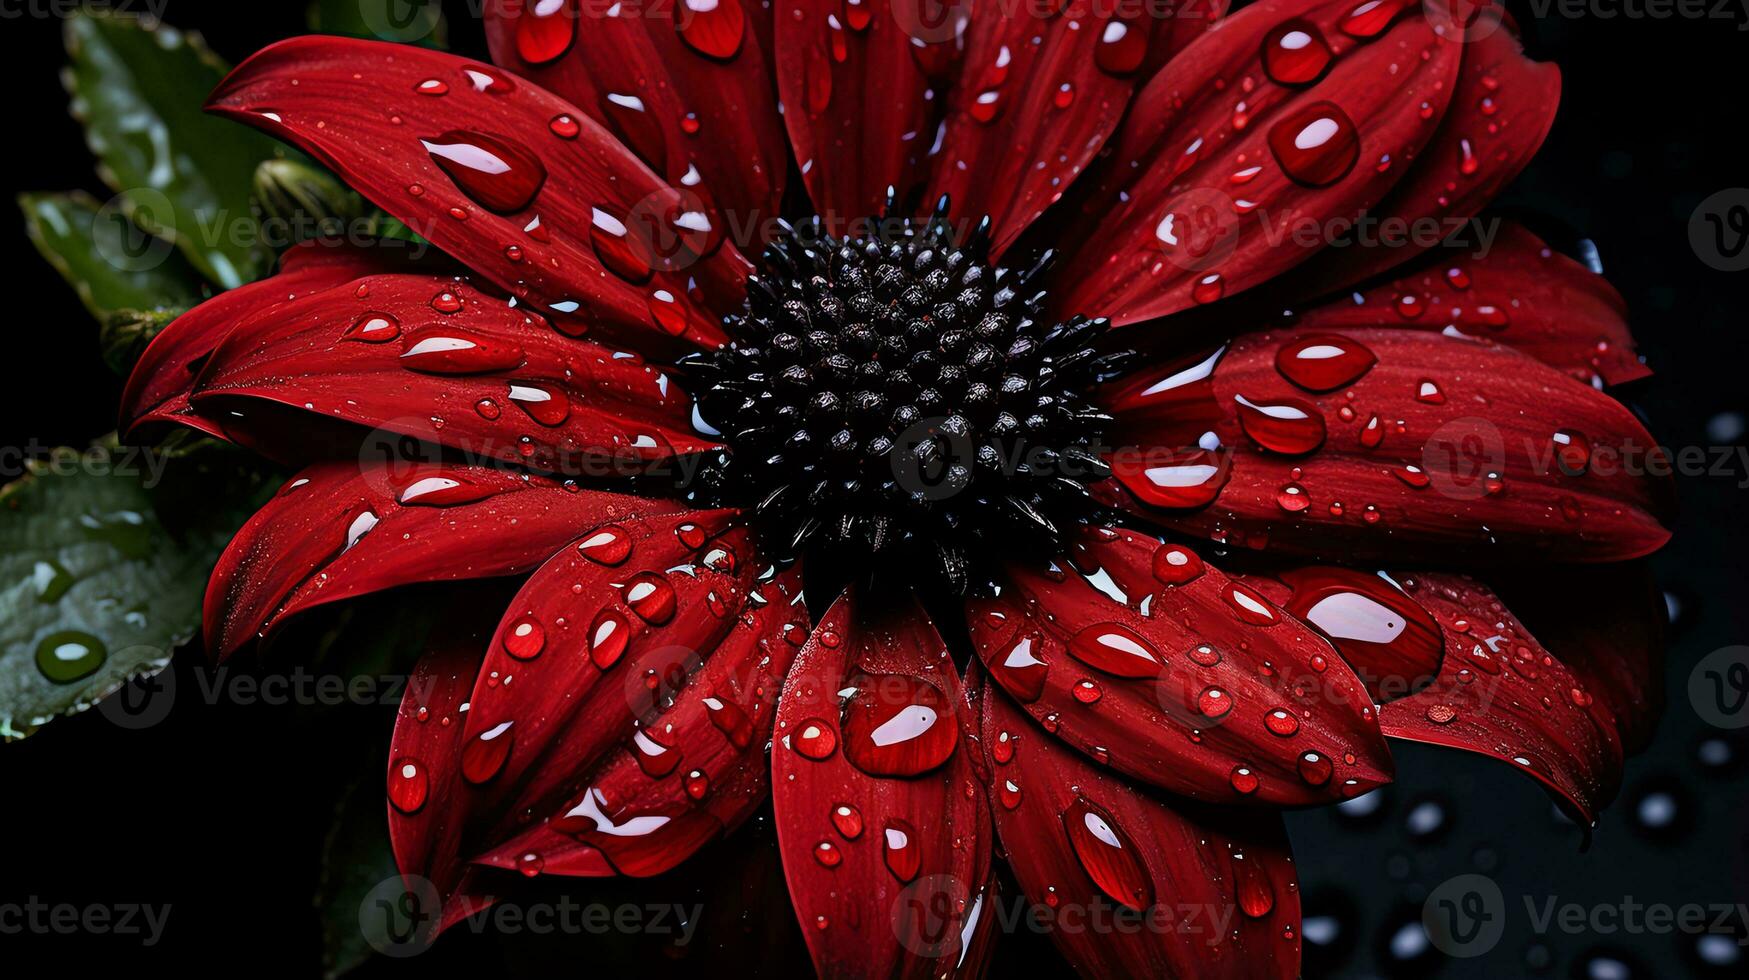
(685, 201, 1131, 589)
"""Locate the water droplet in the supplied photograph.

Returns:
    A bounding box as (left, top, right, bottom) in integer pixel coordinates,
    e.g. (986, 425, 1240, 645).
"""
(704, 695, 753, 748)
(507, 380, 571, 427)
(841, 674, 957, 776)
(34, 630, 106, 683)
(1268, 102, 1359, 187)
(516, 0, 577, 64)
(503, 616, 545, 660)
(882, 819, 922, 882)
(1111, 448, 1230, 509)
(589, 204, 654, 283)
(1262, 20, 1333, 86)
(462, 720, 515, 783)
(1275, 334, 1377, 392)
(1235, 394, 1327, 455)
(343, 311, 400, 343)
(1063, 797, 1153, 910)
(389, 758, 428, 814)
(1094, 15, 1147, 75)
(577, 524, 633, 565)
(1264, 707, 1300, 736)
(622, 572, 676, 624)
(1552, 429, 1592, 476)
(1197, 686, 1232, 718)
(830, 803, 863, 839)
(589, 607, 630, 667)
(1068, 624, 1165, 678)
(421, 130, 547, 213)
(675, 0, 746, 60)
(1152, 543, 1206, 585)
(792, 717, 838, 760)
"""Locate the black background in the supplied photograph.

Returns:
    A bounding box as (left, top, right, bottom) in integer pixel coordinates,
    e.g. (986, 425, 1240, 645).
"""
(2, 2, 1747, 977)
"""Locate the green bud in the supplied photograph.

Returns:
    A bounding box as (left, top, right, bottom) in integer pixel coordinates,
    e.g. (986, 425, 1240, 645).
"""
(101, 307, 184, 375)
(252, 159, 365, 244)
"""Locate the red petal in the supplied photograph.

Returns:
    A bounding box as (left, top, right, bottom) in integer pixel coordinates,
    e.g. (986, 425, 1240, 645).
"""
(482, 0, 787, 232)
(965, 526, 1391, 805)
(449, 510, 758, 850)
(1055, 0, 1464, 324)
(775, 0, 945, 221)
(1493, 561, 1665, 753)
(184, 272, 715, 468)
(387, 587, 525, 934)
(206, 36, 744, 350)
(1277, 223, 1647, 386)
(1099, 329, 1673, 563)
(120, 241, 434, 439)
(1274, 569, 1624, 823)
(971, 670, 1301, 978)
(474, 565, 811, 878)
(770, 589, 992, 978)
(204, 461, 667, 658)
(924, 0, 1220, 257)
(1276, 22, 1563, 296)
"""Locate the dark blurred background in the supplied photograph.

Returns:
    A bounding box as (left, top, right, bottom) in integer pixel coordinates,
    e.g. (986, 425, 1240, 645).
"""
(1, 1, 1746, 977)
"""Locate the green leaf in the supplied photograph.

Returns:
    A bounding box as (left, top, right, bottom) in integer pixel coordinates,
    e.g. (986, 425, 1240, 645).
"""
(63, 8, 285, 288)
(307, 0, 448, 48)
(0, 440, 272, 740)
(317, 763, 398, 979)
(18, 191, 203, 325)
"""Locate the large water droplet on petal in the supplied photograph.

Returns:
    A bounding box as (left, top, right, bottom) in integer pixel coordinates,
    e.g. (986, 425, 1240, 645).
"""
(1068, 624, 1165, 679)
(421, 130, 547, 213)
(1062, 797, 1153, 911)
(462, 721, 515, 783)
(1262, 20, 1333, 86)
(516, 0, 577, 65)
(840, 674, 958, 777)
(1235, 394, 1327, 455)
(1267, 102, 1359, 187)
(1275, 334, 1377, 392)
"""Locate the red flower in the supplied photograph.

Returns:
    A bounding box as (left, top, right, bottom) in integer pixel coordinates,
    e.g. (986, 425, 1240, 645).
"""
(123, 0, 1671, 974)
